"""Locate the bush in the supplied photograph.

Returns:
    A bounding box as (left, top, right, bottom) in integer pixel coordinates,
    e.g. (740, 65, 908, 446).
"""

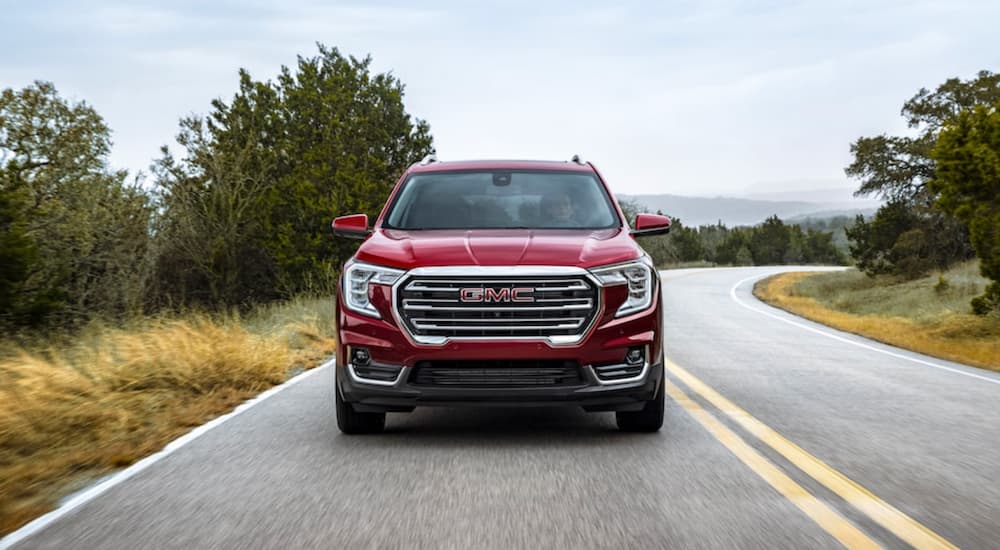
(971, 284, 1000, 316)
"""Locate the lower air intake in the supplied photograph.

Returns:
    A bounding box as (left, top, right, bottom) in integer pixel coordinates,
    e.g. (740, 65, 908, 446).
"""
(410, 360, 583, 388)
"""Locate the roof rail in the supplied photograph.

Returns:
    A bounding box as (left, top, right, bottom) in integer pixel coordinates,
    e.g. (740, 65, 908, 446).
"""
(419, 153, 438, 165)
(570, 154, 583, 165)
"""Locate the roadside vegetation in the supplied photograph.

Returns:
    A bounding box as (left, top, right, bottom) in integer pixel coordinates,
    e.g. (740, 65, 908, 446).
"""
(0, 297, 336, 535)
(1, 44, 431, 335)
(843, 70, 1000, 314)
(755, 263, 1000, 371)
(756, 70, 1000, 360)
(1, 44, 429, 535)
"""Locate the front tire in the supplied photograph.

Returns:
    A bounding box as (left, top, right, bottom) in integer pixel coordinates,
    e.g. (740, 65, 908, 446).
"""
(616, 384, 664, 432)
(336, 384, 385, 434)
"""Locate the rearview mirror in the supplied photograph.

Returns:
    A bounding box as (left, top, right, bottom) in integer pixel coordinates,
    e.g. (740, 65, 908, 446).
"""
(332, 214, 371, 239)
(631, 213, 671, 237)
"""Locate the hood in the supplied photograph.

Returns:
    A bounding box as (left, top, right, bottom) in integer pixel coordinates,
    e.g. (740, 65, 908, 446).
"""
(353, 228, 642, 270)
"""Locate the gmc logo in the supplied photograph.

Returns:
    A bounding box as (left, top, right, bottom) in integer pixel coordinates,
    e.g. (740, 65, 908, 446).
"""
(460, 287, 534, 303)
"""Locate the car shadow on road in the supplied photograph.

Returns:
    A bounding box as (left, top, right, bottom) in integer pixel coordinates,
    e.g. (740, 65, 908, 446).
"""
(332, 407, 666, 448)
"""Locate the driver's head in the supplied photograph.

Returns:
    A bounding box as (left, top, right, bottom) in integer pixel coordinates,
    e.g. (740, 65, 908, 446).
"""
(541, 191, 574, 222)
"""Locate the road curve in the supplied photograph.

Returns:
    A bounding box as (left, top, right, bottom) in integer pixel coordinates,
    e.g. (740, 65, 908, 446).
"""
(6, 267, 1000, 549)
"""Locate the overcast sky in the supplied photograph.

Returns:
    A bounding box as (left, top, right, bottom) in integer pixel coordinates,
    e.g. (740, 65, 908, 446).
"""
(2, 0, 998, 198)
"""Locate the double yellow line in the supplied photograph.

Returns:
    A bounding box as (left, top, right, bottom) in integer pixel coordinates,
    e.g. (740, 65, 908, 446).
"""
(665, 359, 957, 550)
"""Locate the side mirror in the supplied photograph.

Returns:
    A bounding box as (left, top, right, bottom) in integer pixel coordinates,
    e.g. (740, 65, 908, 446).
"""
(332, 214, 371, 239)
(631, 213, 671, 237)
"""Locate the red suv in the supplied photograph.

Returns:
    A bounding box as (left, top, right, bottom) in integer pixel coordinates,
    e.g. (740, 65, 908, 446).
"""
(332, 158, 670, 433)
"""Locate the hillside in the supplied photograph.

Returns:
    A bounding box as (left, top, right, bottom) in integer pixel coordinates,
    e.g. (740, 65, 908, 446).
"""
(619, 193, 877, 227)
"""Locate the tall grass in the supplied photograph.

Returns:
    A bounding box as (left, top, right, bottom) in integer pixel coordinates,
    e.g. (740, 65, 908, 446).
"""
(754, 263, 1000, 372)
(0, 297, 336, 535)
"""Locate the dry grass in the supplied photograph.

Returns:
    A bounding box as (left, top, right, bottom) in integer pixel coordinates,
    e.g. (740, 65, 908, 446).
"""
(754, 264, 1000, 372)
(0, 297, 336, 536)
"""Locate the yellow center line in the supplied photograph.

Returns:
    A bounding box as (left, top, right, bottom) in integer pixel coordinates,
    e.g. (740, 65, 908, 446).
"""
(666, 359, 958, 550)
(664, 381, 881, 549)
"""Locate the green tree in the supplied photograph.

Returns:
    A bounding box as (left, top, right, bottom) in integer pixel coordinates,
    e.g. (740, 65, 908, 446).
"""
(749, 215, 790, 265)
(715, 228, 750, 265)
(794, 215, 855, 255)
(0, 81, 152, 327)
(801, 228, 846, 265)
(154, 44, 434, 307)
(930, 103, 1000, 314)
(784, 225, 808, 264)
(846, 202, 918, 276)
(151, 130, 275, 308)
(697, 223, 729, 264)
(734, 245, 753, 266)
(0, 189, 42, 326)
(845, 72, 997, 275)
(849, 70, 1000, 201)
(670, 219, 705, 263)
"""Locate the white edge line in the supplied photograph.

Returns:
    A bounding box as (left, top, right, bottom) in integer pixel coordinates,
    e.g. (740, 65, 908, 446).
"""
(0, 359, 335, 550)
(729, 271, 1000, 386)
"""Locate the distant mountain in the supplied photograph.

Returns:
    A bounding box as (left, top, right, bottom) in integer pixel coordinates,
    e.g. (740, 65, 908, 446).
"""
(738, 187, 880, 205)
(785, 208, 877, 223)
(618, 193, 878, 227)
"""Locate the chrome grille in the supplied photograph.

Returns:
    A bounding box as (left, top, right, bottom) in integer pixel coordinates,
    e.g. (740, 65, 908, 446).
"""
(396, 275, 598, 341)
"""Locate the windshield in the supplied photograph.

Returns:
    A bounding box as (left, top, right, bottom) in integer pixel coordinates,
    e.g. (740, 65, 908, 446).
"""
(383, 170, 620, 230)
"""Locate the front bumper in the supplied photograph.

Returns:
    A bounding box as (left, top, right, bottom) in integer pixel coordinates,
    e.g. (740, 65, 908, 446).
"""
(335, 279, 664, 412)
(338, 360, 663, 412)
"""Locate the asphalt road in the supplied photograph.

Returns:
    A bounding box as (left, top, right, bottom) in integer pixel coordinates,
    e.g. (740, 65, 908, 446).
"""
(7, 267, 1000, 549)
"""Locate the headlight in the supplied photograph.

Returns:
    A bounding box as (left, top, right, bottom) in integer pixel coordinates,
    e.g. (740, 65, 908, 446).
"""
(590, 258, 655, 317)
(342, 261, 405, 318)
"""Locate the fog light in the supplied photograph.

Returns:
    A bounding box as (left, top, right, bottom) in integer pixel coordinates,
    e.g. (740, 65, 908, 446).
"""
(625, 347, 644, 365)
(351, 347, 371, 366)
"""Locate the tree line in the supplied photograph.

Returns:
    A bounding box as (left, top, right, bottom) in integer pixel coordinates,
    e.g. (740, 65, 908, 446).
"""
(843, 70, 1000, 315)
(1, 45, 433, 332)
(620, 200, 848, 268)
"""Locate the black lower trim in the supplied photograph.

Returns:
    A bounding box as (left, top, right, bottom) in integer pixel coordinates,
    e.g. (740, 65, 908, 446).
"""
(338, 361, 663, 413)
(410, 359, 582, 388)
